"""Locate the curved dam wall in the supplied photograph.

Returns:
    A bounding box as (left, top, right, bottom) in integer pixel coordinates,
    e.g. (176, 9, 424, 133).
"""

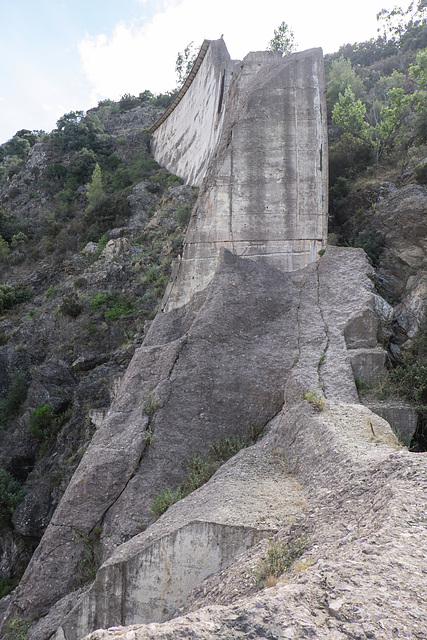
(149, 40, 328, 311)
(149, 39, 236, 187)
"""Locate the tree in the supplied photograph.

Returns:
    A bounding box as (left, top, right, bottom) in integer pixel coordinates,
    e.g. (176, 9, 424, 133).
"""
(326, 57, 366, 108)
(377, 0, 427, 41)
(85, 163, 105, 213)
(332, 87, 369, 139)
(68, 148, 98, 184)
(0, 236, 9, 261)
(370, 87, 410, 160)
(409, 47, 427, 88)
(267, 21, 296, 55)
(175, 42, 198, 86)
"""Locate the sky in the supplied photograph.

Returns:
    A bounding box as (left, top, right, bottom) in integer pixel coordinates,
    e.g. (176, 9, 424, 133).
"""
(0, 0, 407, 145)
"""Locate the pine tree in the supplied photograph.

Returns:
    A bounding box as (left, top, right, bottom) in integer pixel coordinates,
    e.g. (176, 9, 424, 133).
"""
(85, 163, 104, 212)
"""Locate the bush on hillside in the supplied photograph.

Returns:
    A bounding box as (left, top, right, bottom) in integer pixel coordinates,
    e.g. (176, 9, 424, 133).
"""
(0, 468, 25, 524)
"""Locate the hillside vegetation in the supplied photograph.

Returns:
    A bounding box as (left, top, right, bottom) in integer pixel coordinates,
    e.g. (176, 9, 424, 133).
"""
(0, 91, 196, 597)
(326, 1, 427, 449)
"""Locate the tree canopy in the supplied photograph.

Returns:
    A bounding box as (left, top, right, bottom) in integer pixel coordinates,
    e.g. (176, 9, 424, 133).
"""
(267, 21, 296, 55)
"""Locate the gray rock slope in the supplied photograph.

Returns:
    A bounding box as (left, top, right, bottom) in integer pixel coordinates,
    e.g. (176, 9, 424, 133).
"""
(4, 246, 425, 640)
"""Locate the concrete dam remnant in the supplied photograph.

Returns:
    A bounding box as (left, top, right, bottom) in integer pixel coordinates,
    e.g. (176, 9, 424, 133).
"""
(149, 39, 328, 311)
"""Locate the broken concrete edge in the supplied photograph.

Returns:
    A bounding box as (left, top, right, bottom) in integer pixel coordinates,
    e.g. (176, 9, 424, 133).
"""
(51, 521, 276, 640)
(148, 39, 211, 135)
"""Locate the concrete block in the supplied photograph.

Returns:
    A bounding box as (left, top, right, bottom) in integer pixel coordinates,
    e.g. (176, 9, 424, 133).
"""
(54, 521, 272, 640)
(349, 348, 388, 385)
(366, 401, 418, 446)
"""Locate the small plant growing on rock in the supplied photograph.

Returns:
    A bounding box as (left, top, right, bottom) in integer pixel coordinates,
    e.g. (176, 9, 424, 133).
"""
(251, 535, 309, 586)
(151, 486, 184, 518)
(303, 391, 325, 412)
(74, 527, 102, 585)
(150, 425, 267, 518)
(0, 370, 27, 426)
(355, 378, 371, 395)
(209, 434, 247, 461)
(28, 403, 56, 440)
(0, 467, 25, 524)
(3, 616, 31, 640)
(143, 424, 156, 447)
(142, 393, 160, 417)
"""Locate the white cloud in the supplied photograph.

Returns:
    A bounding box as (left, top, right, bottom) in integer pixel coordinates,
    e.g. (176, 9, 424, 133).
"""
(78, 0, 402, 106)
(78, 0, 292, 102)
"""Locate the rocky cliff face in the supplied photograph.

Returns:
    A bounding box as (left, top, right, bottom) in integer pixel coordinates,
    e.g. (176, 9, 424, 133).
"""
(1, 46, 427, 640)
(0, 101, 198, 611)
(4, 246, 425, 640)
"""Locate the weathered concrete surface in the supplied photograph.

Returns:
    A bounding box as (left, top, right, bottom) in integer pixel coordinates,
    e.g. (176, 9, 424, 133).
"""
(149, 39, 236, 187)
(53, 522, 272, 640)
(3, 246, 392, 640)
(151, 41, 328, 311)
(349, 347, 388, 385)
(79, 399, 427, 640)
(366, 400, 418, 445)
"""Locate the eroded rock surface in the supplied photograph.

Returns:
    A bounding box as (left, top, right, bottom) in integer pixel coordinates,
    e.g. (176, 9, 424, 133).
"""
(3, 245, 412, 640)
(79, 401, 426, 640)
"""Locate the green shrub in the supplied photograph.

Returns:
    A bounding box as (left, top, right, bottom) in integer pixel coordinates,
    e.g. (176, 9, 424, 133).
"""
(11, 231, 28, 248)
(0, 208, 22, 243)
(356, 379, 372, 395)
(352, 230, 385, 265)
(150, 91, 178, 108)
(105, 300, 136, 321)
(329, 133, 372, 184)
(28, 404, 55, 441)
(140, 264, 159, 286)
(68, 148, 98, 184)
(89, 291, 136, 321)
(45, 285, 55, 299)
(209, 435, 247, 461)
(0, 284, 32, 312)
(176, 204, 192, 226)
(0, 576, 14, 598)
(44, 163, 68, 181)
(150, 426, 266, 518)
(414, 161, 427, 184)
(151, 486, 184, 518)
(0, 236, 10, 260)
(388, 327, 427, 409)
(0, 371, 27, 425)
(0, 467, 25, 523)
(184, 455, 216, 492)
(3, 616, 31, 640)
(74, 527, 101, 585)
(251, 535, 309, 584)
(119, 93, 141, 112)
(58, 292, 83, 318)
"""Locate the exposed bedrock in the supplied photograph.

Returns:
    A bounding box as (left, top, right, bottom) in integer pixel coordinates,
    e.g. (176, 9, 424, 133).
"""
(2, 246, 401, 640)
